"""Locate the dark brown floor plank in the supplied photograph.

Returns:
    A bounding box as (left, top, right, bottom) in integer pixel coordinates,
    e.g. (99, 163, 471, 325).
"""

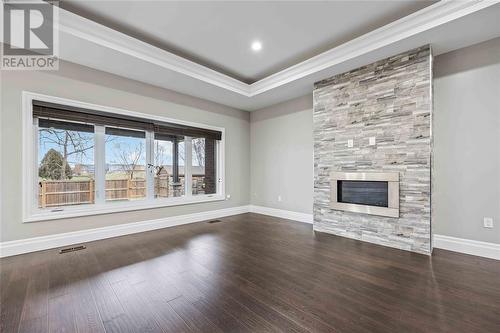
(191, 297, 252, 333)
(182, 268, 310, 333)
(48, 293, 76, 333)
(110, 279, 165, 333)
(185, 258, 336, 332)
(168, 295, 224, 333)
(132, 278, 192, 333)
(79, 249, 127, 324)
(18, 263, 49, 333)
(0, 264, 30, 333)
(101, 313, 138, 333)
(0, 213, 499, 333)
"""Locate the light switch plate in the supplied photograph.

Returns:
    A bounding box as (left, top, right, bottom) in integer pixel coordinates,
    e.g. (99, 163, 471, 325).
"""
(347, 139, 354, 148)
(369, 137, 376, 146)
(483, 217, 494, 228)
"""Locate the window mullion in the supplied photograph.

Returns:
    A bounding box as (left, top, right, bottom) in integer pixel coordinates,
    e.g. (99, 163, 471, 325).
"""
(185, 137, 193, 197)
(94, 126, 105, 204)
(146, 131, 154, 199)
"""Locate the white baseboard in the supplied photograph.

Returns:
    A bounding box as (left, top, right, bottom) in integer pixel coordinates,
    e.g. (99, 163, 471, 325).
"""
(4, 207, 496, 261)
(433, 234, 500, 260)
(0, 205, 250, 258)
(247, 208, 500, 261)
(249, 205, 313, 224)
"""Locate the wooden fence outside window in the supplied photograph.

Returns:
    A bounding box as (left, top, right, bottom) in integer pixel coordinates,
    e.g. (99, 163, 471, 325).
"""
(38, 175, 206, 208)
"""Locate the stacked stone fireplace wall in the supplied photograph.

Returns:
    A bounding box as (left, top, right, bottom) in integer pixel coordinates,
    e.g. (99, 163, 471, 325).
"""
(313, 45, 432, 255)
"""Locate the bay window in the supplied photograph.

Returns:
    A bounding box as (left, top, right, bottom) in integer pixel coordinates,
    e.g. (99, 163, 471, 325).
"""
(24, 92, 224, 222)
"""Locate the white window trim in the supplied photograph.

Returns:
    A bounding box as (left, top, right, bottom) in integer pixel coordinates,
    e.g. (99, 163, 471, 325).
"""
(22, 91, 226, 223)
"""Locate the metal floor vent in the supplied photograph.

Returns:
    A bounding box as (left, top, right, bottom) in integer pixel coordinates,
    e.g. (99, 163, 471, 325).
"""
(59, 245, 86, 254)
(207, 219, 222, 224)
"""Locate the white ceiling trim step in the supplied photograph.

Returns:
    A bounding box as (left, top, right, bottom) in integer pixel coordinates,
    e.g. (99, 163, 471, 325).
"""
(53, 0, 498, 98)
(250, 0, 499, 96)
(57, 4, 251, 96)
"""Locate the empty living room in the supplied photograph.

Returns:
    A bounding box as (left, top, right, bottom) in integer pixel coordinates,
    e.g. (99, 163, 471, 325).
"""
(1, 1, 500, 332)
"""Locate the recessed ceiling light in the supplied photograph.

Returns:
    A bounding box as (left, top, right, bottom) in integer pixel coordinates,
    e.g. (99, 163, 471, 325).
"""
(251, 41, 262, 52)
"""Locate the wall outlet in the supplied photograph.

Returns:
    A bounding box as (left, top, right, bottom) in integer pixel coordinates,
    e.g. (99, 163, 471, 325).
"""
(226, 194, 231, 200)
(277, 195, 282, 202)
(483, 217, 494, 228)
(369, 137, 376, 146)
(347, 139, 354, 148)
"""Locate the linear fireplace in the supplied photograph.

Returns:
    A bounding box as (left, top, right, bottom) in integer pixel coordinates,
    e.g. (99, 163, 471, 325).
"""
(330, 172, 399, 218)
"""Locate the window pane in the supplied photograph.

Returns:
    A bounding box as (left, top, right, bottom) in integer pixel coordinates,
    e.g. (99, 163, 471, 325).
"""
(38, 120, 95, 208)
(105, 128, 146, 202)
(153, 136, 184, 198)
(192, 137, 217, 195)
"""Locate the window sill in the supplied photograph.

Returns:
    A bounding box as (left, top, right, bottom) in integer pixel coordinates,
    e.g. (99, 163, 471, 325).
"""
(23, 194, 226, 223)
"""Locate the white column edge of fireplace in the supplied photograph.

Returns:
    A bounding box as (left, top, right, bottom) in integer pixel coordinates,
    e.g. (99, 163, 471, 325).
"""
(330, 172, 400, 218)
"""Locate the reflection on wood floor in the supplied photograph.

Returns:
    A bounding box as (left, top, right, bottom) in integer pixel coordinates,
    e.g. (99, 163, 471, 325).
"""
(1, 213, 499, 332)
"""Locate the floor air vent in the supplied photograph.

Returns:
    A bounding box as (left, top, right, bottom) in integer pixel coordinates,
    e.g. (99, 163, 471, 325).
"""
(59, 245, 86, 254)
(207, 219, 222, 224)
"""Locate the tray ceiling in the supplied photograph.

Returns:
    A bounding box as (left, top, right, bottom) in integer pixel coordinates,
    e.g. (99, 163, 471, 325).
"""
(10, 1, 500, 110)
(61, 1, 436, 83)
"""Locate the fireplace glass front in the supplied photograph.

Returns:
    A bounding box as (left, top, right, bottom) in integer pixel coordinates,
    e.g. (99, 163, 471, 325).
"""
(337, 180, 388, 207)
(330, 171, 399, 218)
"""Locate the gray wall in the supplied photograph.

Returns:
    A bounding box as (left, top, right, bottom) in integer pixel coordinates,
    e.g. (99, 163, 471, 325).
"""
(0, 60, 250, 242)
(433, 38, 500, 244)
(250, 95, 313, 214)
(2, 39, 499, 246)
(249, 38, 500, 245)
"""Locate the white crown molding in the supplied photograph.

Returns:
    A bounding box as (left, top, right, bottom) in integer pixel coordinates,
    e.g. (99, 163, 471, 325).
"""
(0, 205, 250, 258)
(51, 0, 498, 99)
(250, 0, 499, 95)
(56, 5, 251, 96)
(249, 205, 313, 224)
(434, 234, 500, 261)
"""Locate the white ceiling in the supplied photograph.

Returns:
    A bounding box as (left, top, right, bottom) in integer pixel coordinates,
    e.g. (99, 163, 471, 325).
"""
(32, 1, 500, 111)
(61, 1, 436, 83)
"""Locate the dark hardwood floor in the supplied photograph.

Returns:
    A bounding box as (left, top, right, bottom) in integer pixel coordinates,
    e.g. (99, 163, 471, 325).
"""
(1, 213, 500, 333)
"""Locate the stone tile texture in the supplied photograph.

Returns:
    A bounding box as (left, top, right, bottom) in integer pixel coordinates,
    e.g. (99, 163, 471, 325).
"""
(313, 45, 432, 255)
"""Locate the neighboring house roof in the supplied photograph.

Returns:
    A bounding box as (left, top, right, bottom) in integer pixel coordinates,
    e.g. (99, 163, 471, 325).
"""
(158, 165, 205, 176)
(74, 164, 206, 176)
